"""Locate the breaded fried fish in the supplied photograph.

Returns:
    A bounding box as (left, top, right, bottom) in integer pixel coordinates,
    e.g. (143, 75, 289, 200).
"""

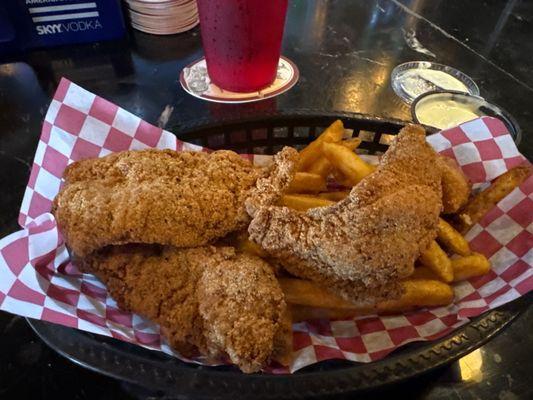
(78, 245, 290, 373)
(53, 148, 298, 257)
(247, 125, 443, 304)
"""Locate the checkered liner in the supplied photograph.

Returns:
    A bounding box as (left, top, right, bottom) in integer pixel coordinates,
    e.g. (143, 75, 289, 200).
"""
(0, 78, 531, 373)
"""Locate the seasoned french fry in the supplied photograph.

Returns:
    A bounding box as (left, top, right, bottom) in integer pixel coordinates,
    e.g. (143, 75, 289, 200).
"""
(452, 252, 491, 282)
(288, 172, 327, 193)
(438, 155, 471, 214)
(307, 139, 362, 178)
(341, 137, 362, 151)
(330, 139, 370, 187)
(283, 278, 454, 321)
(409, 266, 440, 281)
(376, 279, 454, 313)
(454, 165, 532, 233)
(307, 156, 332, 178)
(437, 218, 470, 256)
(322, 142, 375, 186)
(418, 241, 454, 282)
(318, 191, 350, 201)
(280, 194, 334, 211)
(279, 278, 356, 309)
(298, 120, 344, 171)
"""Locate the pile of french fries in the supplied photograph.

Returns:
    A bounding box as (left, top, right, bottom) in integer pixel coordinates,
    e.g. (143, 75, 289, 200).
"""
(282, 120, 373, 210)
(242, 120, 531, 322)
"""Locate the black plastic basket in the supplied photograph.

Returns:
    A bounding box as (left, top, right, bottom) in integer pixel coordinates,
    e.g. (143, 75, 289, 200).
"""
(174, 110, 434, 155)
(28, 111, 529, 399)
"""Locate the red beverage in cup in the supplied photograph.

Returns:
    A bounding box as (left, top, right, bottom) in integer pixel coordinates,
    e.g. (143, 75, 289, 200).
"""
(197, 0, 288, 92)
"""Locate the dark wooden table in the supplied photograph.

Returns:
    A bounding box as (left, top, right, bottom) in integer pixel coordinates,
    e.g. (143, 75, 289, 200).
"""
(0, 0, 531, 399)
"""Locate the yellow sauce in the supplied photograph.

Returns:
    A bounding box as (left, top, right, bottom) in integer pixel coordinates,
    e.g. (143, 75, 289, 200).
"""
(416, 100, 480, 129)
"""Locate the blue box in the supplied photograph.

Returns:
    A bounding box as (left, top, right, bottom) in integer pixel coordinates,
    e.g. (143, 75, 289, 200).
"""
(0, 0, 126, 54)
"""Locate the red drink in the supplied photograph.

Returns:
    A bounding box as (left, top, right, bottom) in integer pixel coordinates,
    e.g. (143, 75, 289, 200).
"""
(197, 0, 288, 92)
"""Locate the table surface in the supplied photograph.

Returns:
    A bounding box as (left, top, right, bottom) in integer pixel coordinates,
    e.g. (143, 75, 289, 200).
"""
(0, 0, 531, 399)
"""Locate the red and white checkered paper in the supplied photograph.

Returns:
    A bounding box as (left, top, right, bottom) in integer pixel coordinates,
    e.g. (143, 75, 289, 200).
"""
(0, 78, 531, 373)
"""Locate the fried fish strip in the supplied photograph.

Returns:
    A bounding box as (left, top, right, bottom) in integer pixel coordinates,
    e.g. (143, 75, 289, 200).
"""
(78, 245, 288, 373)
(55, 147, 298, 257)
(53, 150, 260, 257)
(248, 125, 443, 303)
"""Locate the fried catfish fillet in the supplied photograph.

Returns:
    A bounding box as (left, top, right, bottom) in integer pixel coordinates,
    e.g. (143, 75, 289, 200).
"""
(247, 125, 443, 304)
(78, 245, 289, 373)
(53, 148, 296, 257)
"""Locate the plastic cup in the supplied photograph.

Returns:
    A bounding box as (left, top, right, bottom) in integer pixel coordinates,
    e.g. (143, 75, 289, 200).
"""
(196, 0, 288, 92)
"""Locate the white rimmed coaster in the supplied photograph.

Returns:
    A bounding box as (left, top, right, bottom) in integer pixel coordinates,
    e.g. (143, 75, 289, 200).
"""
(180, 56, 299, 103)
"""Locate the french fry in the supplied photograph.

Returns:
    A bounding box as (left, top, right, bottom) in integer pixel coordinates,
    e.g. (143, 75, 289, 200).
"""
(318, 191, 350, 201)
(438, 155, 471, 214)
(280, 194, 334, 211)
(308, 156, 332, 178)
(415, 254, 491, 283)
(341, 137, 362, 151)
(322, 142, 375, 186)
(409, 266, 440, 281)
(288, 172, 327, 193)
(437, 218, 470, 256)
(452, 252, 491, 282)
(454, 165, 532, 233)
(282, 278, 454, 321)
(418, 241, 454, 282)
(376, 279, 454, 313)
(330, 139, 369, 187)
(307, 138, 362, 178)
(298, 120, 344, 171)
(279, 278, 356, 309)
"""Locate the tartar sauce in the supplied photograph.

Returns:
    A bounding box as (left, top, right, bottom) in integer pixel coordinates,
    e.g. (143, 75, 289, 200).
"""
(416, 99, 480, 129)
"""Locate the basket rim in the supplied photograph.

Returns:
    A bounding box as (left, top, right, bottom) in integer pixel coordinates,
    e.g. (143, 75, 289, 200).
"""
(170, 109, 437, 135)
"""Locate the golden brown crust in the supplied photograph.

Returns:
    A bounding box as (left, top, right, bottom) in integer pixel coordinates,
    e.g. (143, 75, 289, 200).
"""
(79, 245, 287, 373)
(245, 146, 299, 217)
(271, 306, 293, 366)
(247, 124, 443, 303)
(53, 149, 260, 257)
(437, 155, 472, 214)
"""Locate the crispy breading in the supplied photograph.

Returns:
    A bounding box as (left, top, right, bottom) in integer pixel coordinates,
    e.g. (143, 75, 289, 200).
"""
(78, 245, 288, 373)
(247, 125, 443, 304)
(245, 146, 299, 217)
(53, 149, 260, 257)
(437, 155, 472, 213)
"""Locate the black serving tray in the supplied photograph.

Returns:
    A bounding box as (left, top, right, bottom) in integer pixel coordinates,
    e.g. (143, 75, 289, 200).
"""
(27, 111, 531, 399)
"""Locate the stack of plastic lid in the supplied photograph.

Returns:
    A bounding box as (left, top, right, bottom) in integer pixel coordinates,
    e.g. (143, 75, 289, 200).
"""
(124, 0, 199, 35)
